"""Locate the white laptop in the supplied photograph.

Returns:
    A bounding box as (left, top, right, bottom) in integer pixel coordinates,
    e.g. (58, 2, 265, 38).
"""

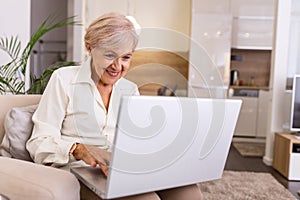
(71, 96, 242, 199)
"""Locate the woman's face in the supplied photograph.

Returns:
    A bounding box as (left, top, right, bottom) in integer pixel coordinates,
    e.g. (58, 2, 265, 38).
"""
(89, 47, 133, 86)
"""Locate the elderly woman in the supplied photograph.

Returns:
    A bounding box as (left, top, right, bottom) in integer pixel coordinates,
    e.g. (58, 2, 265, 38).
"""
(26, 13, 202, 200)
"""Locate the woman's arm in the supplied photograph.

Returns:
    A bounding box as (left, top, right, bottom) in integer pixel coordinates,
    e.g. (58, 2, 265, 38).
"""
(26, 70, 73, 166)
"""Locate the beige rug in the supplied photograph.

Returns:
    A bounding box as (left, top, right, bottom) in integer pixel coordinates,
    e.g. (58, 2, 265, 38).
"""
(198, 171, 297, 200)
(232, 142, 265, 157)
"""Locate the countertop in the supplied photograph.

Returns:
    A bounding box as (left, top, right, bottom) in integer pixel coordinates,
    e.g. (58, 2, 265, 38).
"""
(230, 86, 270, 90)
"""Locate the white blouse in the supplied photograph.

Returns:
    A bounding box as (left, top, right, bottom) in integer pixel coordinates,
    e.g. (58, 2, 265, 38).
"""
(26, 57, 139, 166)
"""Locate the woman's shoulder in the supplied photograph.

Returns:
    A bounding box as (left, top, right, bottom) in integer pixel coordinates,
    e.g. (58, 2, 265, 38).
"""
(53, 65, 81, 76)
(48, 66, 82, 87)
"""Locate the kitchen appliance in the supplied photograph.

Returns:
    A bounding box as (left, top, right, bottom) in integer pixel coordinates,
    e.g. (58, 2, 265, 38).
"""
(230, 70, 239, 85)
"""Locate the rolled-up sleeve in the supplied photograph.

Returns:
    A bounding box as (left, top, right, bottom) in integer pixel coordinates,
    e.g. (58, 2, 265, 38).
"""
(26, 71, 73, 166)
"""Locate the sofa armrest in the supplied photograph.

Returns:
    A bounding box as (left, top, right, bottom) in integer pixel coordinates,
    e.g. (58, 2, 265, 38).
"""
(0, 157, 80, 200)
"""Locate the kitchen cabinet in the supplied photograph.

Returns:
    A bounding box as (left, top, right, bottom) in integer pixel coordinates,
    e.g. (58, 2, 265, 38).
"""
(231, 96, 258, 137)
(231, 0, 275, 50)
(231, 17, 274, 50)
(256, 90, 269, 137)
(188, 0, 231, 98)
(230, 89, 269, 137)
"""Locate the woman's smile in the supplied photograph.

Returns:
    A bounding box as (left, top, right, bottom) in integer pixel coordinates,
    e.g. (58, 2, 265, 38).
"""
(105, 69, 120, 77)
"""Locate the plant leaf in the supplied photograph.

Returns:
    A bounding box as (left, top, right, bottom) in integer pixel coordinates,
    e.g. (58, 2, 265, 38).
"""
(0, 13, 80, 94)
(0, 36, 21, 60)
(20, 14, 80, 75)
(26, 61, 78, 94)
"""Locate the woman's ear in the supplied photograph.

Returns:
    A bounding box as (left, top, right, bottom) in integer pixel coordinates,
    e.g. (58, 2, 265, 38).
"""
(86, 45, 92, 55)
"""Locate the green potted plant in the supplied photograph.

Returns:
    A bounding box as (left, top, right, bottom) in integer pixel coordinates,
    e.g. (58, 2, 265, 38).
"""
(0, 14, 80, 94)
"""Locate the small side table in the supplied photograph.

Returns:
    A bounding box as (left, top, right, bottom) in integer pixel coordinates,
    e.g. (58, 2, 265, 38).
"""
(272, 132, 300, 180)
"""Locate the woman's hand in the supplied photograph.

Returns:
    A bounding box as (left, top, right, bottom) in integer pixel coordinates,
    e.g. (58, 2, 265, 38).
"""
(73, 143, 111, 176)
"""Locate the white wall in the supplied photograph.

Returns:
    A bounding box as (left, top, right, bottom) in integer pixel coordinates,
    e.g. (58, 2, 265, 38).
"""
(0, 0, 31, 65)
(67, 0, 85, 62)
(0, 0, 68, 87)
(263, 0, 292, 166)
(0, 0, 31, 89)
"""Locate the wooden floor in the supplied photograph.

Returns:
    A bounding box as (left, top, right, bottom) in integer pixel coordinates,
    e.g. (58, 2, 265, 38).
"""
(225, 144, 300, 199)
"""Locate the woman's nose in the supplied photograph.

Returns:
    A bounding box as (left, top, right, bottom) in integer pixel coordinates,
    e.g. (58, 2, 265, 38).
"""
(112, 58, 122, 70)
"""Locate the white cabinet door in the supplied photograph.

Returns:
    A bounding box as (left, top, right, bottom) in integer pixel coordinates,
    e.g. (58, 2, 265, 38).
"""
(231, 17, 274, 50)
(231, 0, 275, 17)
(256, 90, 269, 137)
(231, 96, 258, 137)
(188, 10, 232, 98)
(230, 0, 275, 50)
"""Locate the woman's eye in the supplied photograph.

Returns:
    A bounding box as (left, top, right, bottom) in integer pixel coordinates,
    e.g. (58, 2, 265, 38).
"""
(122, 55, 132, 60)
(104, 54, 116, 60)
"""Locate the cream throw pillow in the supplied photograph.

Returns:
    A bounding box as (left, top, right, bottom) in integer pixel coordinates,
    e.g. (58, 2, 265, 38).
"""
(0, 104, 38, 161)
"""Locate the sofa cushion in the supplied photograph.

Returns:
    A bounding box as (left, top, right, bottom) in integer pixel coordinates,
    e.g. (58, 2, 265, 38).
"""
(0, 104, 38, 161)
(0, 157, 80, 200)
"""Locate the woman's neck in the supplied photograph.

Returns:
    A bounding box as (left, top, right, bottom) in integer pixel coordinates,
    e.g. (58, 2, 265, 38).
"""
(96, 81, 113, 111)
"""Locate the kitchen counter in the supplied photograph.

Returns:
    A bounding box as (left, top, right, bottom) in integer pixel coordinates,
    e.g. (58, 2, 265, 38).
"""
(229, 86, 270, 97)
(230, 86, 270, 90)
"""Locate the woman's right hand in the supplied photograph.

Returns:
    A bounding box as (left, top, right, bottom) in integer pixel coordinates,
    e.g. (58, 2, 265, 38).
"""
(73, 143, 111, 176)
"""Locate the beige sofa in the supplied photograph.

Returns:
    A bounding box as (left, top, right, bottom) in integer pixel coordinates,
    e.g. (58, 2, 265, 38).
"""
(0, 95, 80, 200)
